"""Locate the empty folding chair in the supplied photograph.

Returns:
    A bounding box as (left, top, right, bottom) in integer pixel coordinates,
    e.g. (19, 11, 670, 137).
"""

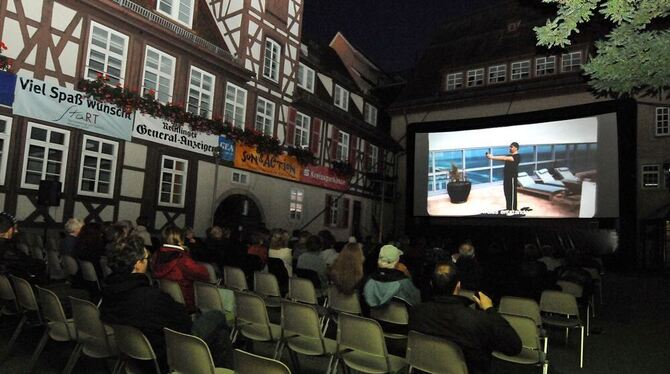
(27, 286, 77, 373)
(79, 260, 101, 290)
(406, 330, 468, 374)
(0, 273, 18, 317)
(498, 296, 548, 353)
(164, 327, 234, 374)
(61, 255, 79, 277)
(288, 276, 319, 305)
(194, 281, 225, 313)
(335, 313, 407, 373)
(370, 298, 410, 341)
(235, 348, 291, 374)
(540, 290, 584, 368)
(232, 291, 282, 357)
(323, 285, 362, 333)
(254, 272, 282, 308)
(493, 314, 548, 374)
(279, 300, 337, 373)
(1, 275, 42, 363)
(224, 266, 248, 291)
(47, 250, 66, 280)
(65, 297, 120, 374)
(556, 280, 591, 335)
(157, 278, 185, 305)
(110, 324, 161, 374)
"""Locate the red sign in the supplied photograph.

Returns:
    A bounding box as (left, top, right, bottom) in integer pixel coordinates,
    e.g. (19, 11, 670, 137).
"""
(301, 165, 350, 191)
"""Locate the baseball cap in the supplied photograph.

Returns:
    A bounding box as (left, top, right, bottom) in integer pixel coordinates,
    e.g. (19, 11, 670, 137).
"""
(378, 244, 403, 263)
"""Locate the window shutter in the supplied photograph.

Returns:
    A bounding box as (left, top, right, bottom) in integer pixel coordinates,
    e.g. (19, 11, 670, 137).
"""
(339, 198, 350, 228)
(348, 135, 358, 164)
(310, 118, 321, 155)
(324, 195, 333, 226)
(330, 126, 339, 161)
(286, 107, 297, 146)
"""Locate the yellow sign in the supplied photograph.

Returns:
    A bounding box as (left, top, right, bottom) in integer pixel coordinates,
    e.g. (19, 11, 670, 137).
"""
(234, 144, 302, 181)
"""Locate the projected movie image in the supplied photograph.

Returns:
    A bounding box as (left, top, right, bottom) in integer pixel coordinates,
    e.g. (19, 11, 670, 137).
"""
(427, 118, 601, 218)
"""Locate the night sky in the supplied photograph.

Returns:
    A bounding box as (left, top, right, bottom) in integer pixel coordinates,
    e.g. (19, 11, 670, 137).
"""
(302, 0, 497, 73)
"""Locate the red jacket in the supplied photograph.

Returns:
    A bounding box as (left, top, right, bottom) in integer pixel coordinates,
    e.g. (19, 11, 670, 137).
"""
(151, 244, 209, 312)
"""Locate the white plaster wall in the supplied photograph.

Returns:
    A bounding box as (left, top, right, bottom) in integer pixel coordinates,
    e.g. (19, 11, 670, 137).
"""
(123, 142, 147, 168)
(120, 169, 145, 199)
(73, 202, 88, 221)
(118, 201, 141, 222)
(318, 74, 333, 96)
(2, 18, 24, 60)
(16, 195, 64, 222)
(0, 193, 5, 212)
(51, 1, 77, 32)
(23, 0, 43, 22)
(194, 161, 216, 237)
(59, 41, 80, 77)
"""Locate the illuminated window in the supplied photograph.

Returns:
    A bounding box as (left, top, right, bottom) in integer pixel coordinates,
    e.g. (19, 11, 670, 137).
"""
(289, 188, 303, 221)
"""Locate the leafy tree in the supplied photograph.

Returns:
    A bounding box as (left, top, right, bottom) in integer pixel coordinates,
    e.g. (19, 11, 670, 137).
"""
(534, 0, 670, 97)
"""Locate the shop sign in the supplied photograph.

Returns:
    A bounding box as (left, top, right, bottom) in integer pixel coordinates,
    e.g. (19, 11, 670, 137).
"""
(12, 76, 133, 140)
(234, 143, 302, 181)
(219, 136, 235, 161)
(301, 164, 350, 191)
(133, 112, 220, 156)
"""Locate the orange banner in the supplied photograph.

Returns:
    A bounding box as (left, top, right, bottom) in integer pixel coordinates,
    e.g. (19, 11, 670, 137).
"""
(234, 144, 302, 181)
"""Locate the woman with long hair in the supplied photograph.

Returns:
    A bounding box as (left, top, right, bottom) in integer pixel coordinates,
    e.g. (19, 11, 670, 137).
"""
(268, 229, 292, 276)
(328, 242, 365, 295)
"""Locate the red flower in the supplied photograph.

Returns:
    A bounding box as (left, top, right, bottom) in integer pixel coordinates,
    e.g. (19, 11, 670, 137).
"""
(148, 88, 156, 96)
(0, 41, 7, 50)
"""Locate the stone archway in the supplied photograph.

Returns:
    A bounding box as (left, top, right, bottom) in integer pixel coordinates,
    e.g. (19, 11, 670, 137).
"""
(213, 190, 265, 235)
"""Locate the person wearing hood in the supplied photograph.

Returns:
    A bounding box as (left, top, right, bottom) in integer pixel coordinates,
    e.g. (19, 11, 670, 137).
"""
(363, 244, 421, 308)
(100, 235, 192, 373)
(151, 226, 210, 313)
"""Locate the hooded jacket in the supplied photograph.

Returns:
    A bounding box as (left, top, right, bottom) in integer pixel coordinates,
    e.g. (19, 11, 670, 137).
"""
(363, 268, 421, 307)
(100, 272, 192, 372)
(151, 244, 210, 312)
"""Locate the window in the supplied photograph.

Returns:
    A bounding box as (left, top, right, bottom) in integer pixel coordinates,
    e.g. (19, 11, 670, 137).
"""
(562, 51, 582, 72)
(336, 130, 350, 162)
(364, 103, 378, 126)
(255, 97, 275, 136)
(466, 68, 484, 87)
(85, 22, 128, 85)
(22, 123, 70, 189)
(232, 170, 249, 185)
(656, 107, 669, 136)
(642, 165, 660, 188)
(289, 188, 303, 221)
(535, 56, 556, 76)
(159, 156, 187, 207)
(334, 84, 349, 111)
(511, 60, 531, 80)
(445, 72, 463, 90)
(297, 63, 315, 92)
(142, 46, 176, 104)
(263, 38, 281, 82)
(325, 195, 350, 228)
(224, 83, 247, 129)
(488, 64, 507, 83)
(78, 135, 117, 197)
(294, 112, 310, 148)
(368, 144, 379, 172)
(0, 115, 13, 185)
(157, 0, 195, 27)
(187, 66, 215, 118)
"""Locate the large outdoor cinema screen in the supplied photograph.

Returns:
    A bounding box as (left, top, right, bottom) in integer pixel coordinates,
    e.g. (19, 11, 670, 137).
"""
(412, 113, 619, 218)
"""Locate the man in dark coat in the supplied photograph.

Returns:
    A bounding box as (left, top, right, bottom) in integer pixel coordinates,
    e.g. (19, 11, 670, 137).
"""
(409, 261, 521, 374)
(100, 235, 192, 373)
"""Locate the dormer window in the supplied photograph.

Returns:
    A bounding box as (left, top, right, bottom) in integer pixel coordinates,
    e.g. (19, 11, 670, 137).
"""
(297, 63, 315, 92)
(334, 84, 349, 111)
(364, 103, 378, 126)
(157, 0, 194, 28)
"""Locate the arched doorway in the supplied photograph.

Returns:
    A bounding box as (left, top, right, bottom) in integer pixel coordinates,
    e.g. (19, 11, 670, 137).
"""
(213, 193, 265, 235)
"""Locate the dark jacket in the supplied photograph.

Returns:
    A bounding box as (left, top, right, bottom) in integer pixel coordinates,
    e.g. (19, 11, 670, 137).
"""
(0, 238, 46, 283)
(100, 272, 192, 372)
(409, 295, 522, 374)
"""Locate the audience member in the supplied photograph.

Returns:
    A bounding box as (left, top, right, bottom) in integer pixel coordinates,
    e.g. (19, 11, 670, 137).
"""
(246, 230, 269, 265)
(318, 230, 338, 266)
(152, 227, 210, 313)
(409, 261, 522, 374)
(328, 242, 365, 295)
(134, 216, 153, 249)
(518, 243, 549, 300)
(454, 241, 484, 292)
(538, 244, 564, 272)
(268, 229, 292, 276)
(101, 236, 192, 373)
(296, 235, 328, 288)
(0, 212, 46, 282)
(291, 230, 311, 263)
(60, 218, 83, 257)
(74, 222, 106, 279)
(184, 226, 206, 261)
(363, 244, 421, 308)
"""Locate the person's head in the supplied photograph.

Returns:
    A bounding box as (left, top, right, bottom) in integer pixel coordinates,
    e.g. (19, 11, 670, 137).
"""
(377, 244, 403, 269)
(104, 224, 126, 243)
(163, 226, 184, 247)
(305, 235, 323, 252)
(249, 230, 267, 246)
(298, 230, 311, 243)
(107, 235, 150, 274)
(269, 229, 289, 249)
(184, 227, 195, 240)
(116, 220, 133, 236)
(208, 226, 223, 240)
(317, 230, 335, 249)
(458, 241, 475, 258)
(431, 261, 460, 296)
(64, 217, 84, 237)
(0, 212, 18, 239)
(329, 242, 365, 294)
(510, 142, 519, 153)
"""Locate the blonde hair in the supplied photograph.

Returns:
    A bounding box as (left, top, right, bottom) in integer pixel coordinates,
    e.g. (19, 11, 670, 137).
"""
(269, 229, 289, 249)
(329, 243, 364, 295)
(64, 218, 84, 235)
(163, 226, 184, 247)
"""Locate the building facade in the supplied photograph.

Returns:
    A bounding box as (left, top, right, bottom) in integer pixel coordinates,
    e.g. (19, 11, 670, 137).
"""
(0, 0, 398, 241)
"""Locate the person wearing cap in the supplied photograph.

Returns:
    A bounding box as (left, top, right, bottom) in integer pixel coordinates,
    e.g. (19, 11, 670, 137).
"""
(363, 244, 421, 308)
(486, 142, 521, 210)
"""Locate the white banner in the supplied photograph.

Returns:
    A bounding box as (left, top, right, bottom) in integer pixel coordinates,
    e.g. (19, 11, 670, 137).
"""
(12, 76, 133, 140)
(133, 112, 220, 156)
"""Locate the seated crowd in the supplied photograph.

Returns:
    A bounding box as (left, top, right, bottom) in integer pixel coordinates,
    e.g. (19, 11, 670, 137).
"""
(0, 212, 603, 373)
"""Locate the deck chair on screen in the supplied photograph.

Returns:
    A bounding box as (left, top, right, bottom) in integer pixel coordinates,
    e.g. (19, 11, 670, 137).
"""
(516, 172, 565, 200)
(534, 169, 564, 187)
(555, 167, 579, 182)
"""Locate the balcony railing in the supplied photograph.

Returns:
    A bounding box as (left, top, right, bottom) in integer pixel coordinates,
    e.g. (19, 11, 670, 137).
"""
(110, 0, 241, 67)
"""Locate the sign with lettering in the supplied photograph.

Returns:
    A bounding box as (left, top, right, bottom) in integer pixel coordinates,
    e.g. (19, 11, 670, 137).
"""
(301, 165, 350, 191)
(133, 112, 220, 156)
(219, 136, 235, 161)
(13, 76, 133, 140)
(234, 143, 302, 181)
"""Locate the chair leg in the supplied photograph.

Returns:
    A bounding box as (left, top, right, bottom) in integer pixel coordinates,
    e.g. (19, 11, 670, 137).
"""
(542, 336, 548, 354)
(0, 314, 27, 362)
(565, 328, 569, 345)
(586, 306, 590, 336)
(579, 326, 584, 368)
(408, 366, 414, 374)
(26, 328, 50, 373)
(288, 349, 300, 373)
(62, 343, 82, 374)
(326, 354, 335, 374)
(322, 317, 330, 336)
(542, 361, 549, 374)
